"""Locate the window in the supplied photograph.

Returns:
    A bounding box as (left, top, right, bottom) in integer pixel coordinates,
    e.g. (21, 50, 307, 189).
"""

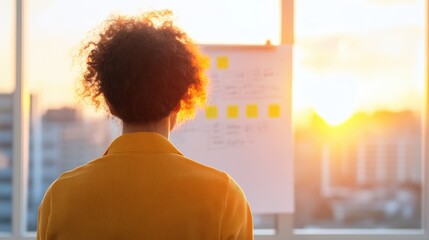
(293, 0, 426, 234)
(3, 0, 428, 239)
(24, 0, 281, 233)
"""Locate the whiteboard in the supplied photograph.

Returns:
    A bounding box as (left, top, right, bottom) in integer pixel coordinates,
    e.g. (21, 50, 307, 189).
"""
(171, 45, 293, 213)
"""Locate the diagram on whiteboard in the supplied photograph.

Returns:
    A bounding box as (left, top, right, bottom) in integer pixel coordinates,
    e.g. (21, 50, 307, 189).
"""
(171, 45, 293, 213)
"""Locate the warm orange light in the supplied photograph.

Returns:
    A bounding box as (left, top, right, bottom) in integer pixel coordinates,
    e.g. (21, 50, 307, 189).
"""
(312, 77, 357, 126)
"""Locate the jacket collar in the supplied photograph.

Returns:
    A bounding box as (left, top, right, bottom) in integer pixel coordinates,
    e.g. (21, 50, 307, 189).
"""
(104, 132, 183, 156)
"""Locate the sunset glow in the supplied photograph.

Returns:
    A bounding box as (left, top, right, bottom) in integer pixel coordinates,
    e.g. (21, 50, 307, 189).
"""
(311, 77, 357, 126)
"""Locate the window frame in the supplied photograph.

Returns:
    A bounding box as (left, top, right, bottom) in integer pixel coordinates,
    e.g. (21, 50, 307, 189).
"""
(0, 0, 427, 239)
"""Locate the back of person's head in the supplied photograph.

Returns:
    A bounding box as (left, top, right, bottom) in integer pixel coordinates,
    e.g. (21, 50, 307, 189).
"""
(79, 10, 208, 125)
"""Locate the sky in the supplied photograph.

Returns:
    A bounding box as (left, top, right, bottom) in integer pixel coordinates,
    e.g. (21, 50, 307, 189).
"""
(0, 0, 426, 122)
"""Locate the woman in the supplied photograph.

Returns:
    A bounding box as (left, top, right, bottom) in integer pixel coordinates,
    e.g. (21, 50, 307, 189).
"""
(37, 10, 253, 240)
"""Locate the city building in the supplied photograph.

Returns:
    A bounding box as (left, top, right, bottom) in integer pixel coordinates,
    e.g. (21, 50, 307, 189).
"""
(27, 106, 116, 230)
(0, 93, 13, 232)
(295, 110, 423, 228)
(322, 111, 422, 196)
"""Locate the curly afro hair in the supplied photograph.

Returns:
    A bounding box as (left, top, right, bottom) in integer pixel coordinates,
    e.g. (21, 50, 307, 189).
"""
(79, 10, 208, 124)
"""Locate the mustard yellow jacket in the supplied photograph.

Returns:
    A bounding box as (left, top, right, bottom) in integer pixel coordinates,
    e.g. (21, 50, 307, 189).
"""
(37, 132, 253, 239)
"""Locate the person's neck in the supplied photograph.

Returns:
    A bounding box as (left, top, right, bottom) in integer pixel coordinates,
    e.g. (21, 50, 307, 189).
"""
(122, 120, 170, 139)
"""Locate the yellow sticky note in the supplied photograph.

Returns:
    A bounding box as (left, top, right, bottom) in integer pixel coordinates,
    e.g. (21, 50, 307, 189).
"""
(268, 104, 280, 118)
(227, 105, 239, 119)
(206, 106, 218, 119)
(216, 56, 229, 69)
(246, 105, 258, 118)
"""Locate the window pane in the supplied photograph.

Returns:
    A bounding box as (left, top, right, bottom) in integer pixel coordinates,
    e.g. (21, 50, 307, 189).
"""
(294, 0, 425, 230)
(24, 0, 119, 231)
(0, 0, 14, 233)
(25, 0, 280, 232)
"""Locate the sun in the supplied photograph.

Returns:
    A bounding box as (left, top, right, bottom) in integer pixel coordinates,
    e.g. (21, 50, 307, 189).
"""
(311, 77, 357, 126)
